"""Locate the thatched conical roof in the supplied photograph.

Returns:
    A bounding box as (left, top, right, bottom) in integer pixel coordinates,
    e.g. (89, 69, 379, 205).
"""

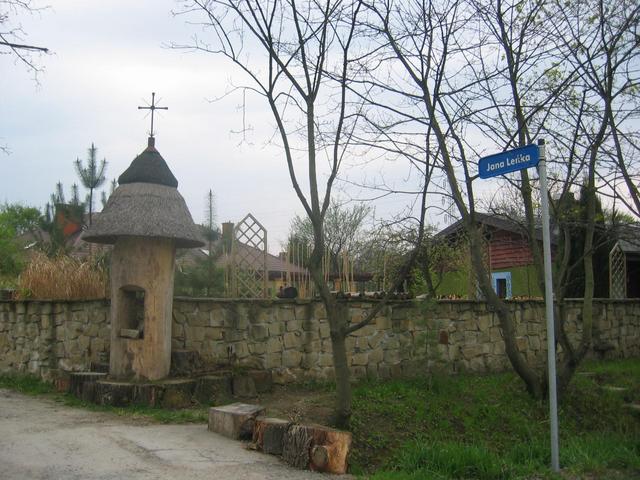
(118, 137, 178, 187)
(83, 138, 204, 248)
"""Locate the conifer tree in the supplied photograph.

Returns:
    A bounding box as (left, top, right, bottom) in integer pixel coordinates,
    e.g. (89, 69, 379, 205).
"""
(75, 143, 107, 225)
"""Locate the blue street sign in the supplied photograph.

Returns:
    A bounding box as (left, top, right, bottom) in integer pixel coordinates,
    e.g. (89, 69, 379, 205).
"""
(478, 144, 540, 179)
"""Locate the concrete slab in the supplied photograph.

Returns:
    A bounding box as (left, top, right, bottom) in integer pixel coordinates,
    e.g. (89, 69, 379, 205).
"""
(0, 389, 336, 479)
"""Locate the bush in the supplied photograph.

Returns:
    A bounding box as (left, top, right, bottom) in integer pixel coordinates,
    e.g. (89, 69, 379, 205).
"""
(174, 255, 225, 297)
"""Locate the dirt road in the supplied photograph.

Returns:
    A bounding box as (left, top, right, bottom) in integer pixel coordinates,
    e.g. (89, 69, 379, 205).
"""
(0, 389, 330, 479)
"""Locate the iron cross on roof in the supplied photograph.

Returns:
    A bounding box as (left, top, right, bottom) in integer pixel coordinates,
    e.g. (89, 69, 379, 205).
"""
(138, 92, 168, 138)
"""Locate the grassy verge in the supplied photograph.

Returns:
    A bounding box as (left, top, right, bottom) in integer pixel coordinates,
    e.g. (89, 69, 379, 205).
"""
(350, 359, 640, 479)
(1, 359, 638, 479)
(0, 373, 208, 424)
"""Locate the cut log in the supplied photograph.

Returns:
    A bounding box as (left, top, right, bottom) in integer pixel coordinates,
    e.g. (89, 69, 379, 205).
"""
(208, 403, 265, 440)
(68, 372, 107, 398)
(194, 375, 233, 406)
(282, 424, 352, 474)
(311, 445, 329, 469)
(282, 424, 312, 469)
(252, 417, 291, 455)
(308, 425, 352, 474)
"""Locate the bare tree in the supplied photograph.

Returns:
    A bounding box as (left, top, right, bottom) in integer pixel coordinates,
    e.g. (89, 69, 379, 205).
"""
(1, 0, 49, 153)
(363, 0, 640, 398)
(0, 1, 49, 76)
(174, 0, 429, 426)
(542, 0, 640, 390)
(358, 0, 568, 398)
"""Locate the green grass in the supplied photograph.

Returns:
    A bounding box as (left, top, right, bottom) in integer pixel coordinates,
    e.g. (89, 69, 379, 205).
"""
(59, 394, 209, 423)
(0, 373, 209, 424)
(0, 372, 56, 395)
(351, 359, 640, 479)
(2, 360, 639, 478)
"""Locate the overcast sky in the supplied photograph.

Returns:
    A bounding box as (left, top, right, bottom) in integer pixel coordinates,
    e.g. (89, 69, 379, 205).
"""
(1, 0, 334, 252)
(1, 1, 494, 253)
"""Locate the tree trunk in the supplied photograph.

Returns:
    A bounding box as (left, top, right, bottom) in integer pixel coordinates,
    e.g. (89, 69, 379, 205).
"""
(329, 312, 351, 428)
(468, 226, 544, 399)
(556, 102, 609, 393)
(557, 191, 596, 393)
(307, 229, 353, 428)
(88, 188, 93, 226)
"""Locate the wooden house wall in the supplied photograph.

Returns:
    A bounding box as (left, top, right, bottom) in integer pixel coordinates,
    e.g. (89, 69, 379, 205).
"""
(488, 230, 534, 270)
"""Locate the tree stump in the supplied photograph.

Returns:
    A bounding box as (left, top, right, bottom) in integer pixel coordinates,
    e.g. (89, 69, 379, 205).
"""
(282, 424, 352, 474)
(94, 380, 135, 407)
(208, 403, 265, 440)
(160, 379, 196, 409)
(194, 375, 233, 406)
(252, 417, 291, 455)
(53, 371, 70, 393)
(133, 383, 166, 407)
(68, 372, 107, 398)
(81, 381, 99, 403)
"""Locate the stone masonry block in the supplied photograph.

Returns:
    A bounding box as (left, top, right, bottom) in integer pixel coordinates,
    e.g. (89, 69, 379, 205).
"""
(266, 337, 282, 353)
(278, 307, 296, 322)
(283, 332, 300, 349)
(283, 349, 303, 368)
(249, 324, 268, 341)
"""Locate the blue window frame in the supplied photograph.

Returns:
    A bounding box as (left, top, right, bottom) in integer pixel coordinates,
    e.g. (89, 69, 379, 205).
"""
(491, 271, 512, 299)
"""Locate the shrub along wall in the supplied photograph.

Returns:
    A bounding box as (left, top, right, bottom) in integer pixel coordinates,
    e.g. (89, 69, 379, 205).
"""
(0, 298, 638, 383)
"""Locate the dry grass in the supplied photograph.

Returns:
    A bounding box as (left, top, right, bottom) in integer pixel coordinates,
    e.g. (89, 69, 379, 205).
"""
(16, 252, 108, 300)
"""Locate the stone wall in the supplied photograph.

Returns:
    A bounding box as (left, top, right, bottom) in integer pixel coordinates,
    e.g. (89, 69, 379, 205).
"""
(1, 298, 638, 383)
(0, 300, 110, 381)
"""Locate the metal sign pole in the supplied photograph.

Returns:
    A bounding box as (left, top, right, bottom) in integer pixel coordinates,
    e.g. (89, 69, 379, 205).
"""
(537, 138, 560, 471)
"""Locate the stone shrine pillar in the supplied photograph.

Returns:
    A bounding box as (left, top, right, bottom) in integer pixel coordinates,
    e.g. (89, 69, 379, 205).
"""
(110, 237, 175, 380)
(83, 136, 204, 381)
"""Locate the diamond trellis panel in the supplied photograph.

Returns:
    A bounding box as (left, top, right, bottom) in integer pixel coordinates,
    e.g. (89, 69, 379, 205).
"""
(231, 214, 268, 298)
(610, 244, 626, 299)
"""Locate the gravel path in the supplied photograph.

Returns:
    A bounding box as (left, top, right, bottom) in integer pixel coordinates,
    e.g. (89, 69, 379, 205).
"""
(0, 389, 337, 480)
